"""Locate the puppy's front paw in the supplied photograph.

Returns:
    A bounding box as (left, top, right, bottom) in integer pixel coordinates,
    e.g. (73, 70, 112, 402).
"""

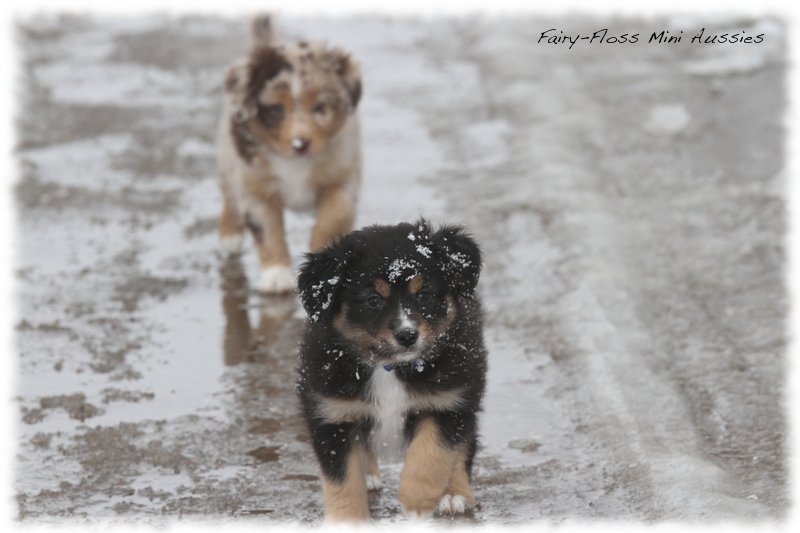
(438, 494, 470, 515)
(398, 489, 438, 519)
(366, 474, 382, 491)
(405, 510, 434, 521)
(258, 265, 295, 294)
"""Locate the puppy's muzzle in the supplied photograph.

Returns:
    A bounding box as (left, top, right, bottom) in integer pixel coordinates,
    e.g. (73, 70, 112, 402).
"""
(394, 328, 419, 348)
(291, 137, 311, 155)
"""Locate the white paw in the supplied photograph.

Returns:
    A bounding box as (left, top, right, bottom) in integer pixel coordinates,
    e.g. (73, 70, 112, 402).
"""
(258, 265, 295, 294)
(405, 509, 433, 521)
(220, 234, 244, 254)
(366, 474, 382, 491)
(438, 494, 469, 515)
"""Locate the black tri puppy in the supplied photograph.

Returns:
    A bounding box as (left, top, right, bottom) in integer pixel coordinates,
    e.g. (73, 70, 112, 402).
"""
(296, 219, 487, 523)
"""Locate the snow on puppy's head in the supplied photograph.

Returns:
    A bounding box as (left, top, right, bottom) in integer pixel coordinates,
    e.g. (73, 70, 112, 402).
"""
(297, 219, 483, 324)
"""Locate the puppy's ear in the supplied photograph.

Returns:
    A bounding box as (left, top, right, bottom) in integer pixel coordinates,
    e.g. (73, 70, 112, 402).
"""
(225, 61, 251, 120)
(225, 48, 289, 123)
(225, 49, 289, 161)
(327, 48, 361, 109)
(430, 223, 483, 298)
(297, 244, 350, 322)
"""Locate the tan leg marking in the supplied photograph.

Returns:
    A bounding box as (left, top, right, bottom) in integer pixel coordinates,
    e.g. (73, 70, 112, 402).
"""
(310, 183, 355, 251)
(241, 174, 292, 270)
(321, 439, 370, 523)
(254, 198, 292, 270)
(398, 417, 459, 517)
(238, 174, 294, 293)
(218, 197, 244, 238)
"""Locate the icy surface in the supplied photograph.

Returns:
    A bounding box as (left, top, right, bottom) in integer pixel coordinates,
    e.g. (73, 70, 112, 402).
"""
(11, 13, 787, 527)
(645, 104, 690, 136)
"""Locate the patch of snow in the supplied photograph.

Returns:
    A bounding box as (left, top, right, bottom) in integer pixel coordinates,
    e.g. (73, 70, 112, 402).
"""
(685, 52, 766, 77)
(387, 258, 419, 282)
(645, 104, 691, 136)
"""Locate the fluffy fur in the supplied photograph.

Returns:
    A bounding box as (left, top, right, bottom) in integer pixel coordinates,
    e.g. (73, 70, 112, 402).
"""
(217, 15, 362, 293)
(296, 220, 487, 522)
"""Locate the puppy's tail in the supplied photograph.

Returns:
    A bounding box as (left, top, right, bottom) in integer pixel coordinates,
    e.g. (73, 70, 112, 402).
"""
(249, 14, 280, 49)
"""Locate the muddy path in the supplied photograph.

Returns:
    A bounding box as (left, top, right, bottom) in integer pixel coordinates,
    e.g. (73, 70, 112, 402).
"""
(11, 14, 787, 526)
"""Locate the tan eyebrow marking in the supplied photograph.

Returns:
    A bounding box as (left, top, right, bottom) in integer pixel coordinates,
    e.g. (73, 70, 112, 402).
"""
(408, 275, 424, 295)
(374, 279, 390, 298)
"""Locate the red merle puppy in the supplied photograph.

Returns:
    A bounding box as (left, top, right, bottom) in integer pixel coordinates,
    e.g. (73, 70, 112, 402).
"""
(296, 219, 487, 522)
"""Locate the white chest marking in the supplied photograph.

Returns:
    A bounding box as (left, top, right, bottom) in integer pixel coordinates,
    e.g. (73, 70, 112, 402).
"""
(368, 368, 410, 460)
(270, 155, 316, 210)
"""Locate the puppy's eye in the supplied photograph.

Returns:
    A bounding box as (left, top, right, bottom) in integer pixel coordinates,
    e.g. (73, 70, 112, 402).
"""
(415, 290, 432, 304)
(312, 102, 326, 114)
(366, 295, 383, 309)
(258, 103, 285, 121)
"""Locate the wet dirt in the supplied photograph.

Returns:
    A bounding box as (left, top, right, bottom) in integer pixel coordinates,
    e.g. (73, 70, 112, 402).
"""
(11, 13, 788, 527)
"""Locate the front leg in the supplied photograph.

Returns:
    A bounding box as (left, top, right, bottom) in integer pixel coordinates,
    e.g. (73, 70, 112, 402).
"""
(309, 423, 370, 523)
(398, 416, 460, 518)
(244, 196, 295, 294)
(438, 449, 475, 515)
(310, 182, 356, 251)
(218, 195, 246, 254)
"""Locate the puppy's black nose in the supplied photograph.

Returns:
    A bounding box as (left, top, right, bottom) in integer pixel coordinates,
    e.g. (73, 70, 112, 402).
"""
(394, 328, 418, 348)
(292, 138, 311, 154)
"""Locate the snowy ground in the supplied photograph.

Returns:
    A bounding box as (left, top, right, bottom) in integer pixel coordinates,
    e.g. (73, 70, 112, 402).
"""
(9, 13, 788, 527)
